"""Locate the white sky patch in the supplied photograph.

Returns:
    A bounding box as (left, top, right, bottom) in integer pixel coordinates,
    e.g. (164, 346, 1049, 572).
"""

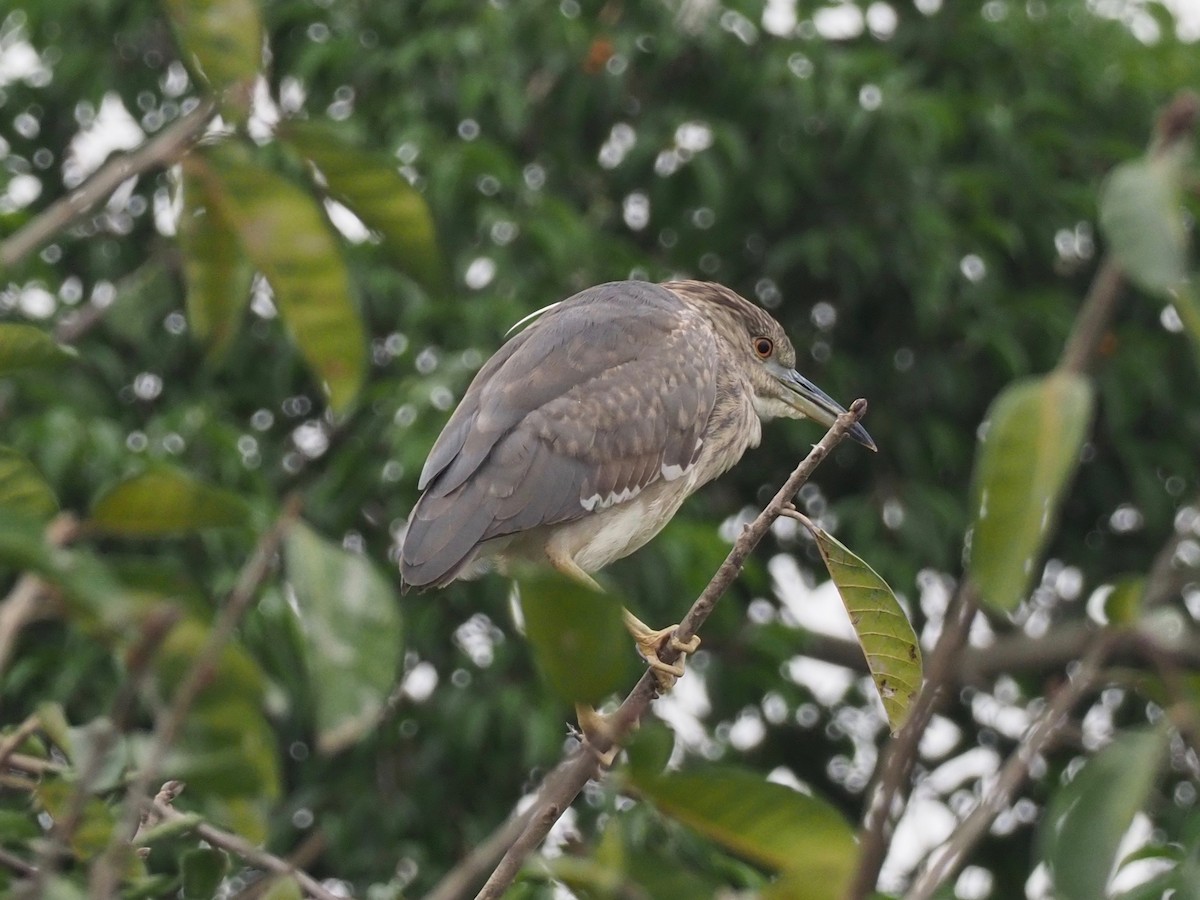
(770, 553, 857, 640)
(813, 3, 866, 39)
(652, 669, 711, 753)
(878, 795, 957, 891)
(0, 36, 48, 87)
(65, 92, 145, 186)
(785, 656, 855, 705)
(324, 198, 371, 243)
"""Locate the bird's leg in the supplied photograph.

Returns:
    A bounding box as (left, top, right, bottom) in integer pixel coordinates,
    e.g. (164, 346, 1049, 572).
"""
(622, 609, 701, 691)
(545, 549, 604, 593)
(574, 702, 619, 768)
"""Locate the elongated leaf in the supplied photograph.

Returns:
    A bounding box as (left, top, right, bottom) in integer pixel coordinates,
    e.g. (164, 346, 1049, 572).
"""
(968, 372, 1094, 612)
(0, 446, 57, 520)
(178, 156, 255, 358)
(89, 467, 250, 537)
(1041, 727, 1169, 900)
(163, 0, 261, 118)
(181, 847, 228, 900)
(518, 569, 633, 705)
(1099, 151, 1190, 296)
(197, 145, 366, 413)
(0, 323, 76, 374)
(281, 122, 445, 294)
(808, 526, 921, 731)
(629, 765, 855, 894)
(284, 522, 402, 754)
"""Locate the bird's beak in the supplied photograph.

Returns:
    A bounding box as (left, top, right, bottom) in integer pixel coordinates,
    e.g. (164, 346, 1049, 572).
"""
(777, 366, 877, 451)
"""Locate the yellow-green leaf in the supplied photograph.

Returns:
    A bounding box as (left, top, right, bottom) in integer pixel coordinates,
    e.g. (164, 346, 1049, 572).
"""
(283, 522, 403, 754)
(518, 569, 633, 705)
(809, 526, 922, 732)
(162, 0, 261, 119)
(90, 467, 250, 537)
(0, 446, 57, 521)
(968, 372, 1094, 612)
(1099, 150, 1190, 297)
(628, 765, 855, 894)
(178, 156, 254, 358)
(282, 121, 445, 294)
(197, 144, 366, 413)
(259, 876, 303, 900)
(1041, 727, 1168, 900)
(0, 323, 76, 375)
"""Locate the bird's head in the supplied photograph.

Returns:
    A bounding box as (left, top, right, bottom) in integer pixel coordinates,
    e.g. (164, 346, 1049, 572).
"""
(665, 281, 876, 451)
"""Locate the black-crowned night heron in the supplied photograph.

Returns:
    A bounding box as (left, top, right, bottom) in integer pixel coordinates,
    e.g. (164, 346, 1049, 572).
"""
(400, 280, 874, 678)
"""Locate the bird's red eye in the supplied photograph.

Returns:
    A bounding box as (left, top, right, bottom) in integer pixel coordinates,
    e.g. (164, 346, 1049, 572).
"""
(753, 337, 774, 358)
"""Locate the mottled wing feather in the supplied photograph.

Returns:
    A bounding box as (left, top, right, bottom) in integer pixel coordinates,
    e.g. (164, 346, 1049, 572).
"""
(401, 281, 717, 587)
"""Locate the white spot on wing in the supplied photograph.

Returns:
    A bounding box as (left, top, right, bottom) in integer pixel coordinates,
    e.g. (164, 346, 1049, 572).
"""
(661, 462, 689, 482)
(580, 484, 644, 512)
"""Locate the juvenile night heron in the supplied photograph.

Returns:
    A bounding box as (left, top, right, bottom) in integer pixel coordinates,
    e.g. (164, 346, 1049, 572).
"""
(400, 280, 874, 677)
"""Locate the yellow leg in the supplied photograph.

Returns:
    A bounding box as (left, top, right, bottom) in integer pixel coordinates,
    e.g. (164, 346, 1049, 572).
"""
(574, 703, 618, 768)
(546, 548, 604, 592)
(622, 609, 701, 690)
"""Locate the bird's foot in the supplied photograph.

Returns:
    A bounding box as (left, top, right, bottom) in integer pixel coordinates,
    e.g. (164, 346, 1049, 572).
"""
(574, 703, 618, 768)
(622, 609, 701, 692)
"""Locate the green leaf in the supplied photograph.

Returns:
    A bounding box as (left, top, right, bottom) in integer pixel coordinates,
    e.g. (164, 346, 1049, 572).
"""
(162, 0, 261, 118)
(281, 121, 446, 294)
(178, 156, 254, 358)
(197, 144, 366, 413)
(628, 765, 856, 893)
(517, 569, 633, 705)
(1103, 577, 1145, 626)
(89, 467, 250, 537)
(967, 372, 1094, 612)
(284, 522, 402, 754)
(1040, 727, 1169, 900)
(259, 876, 304, 900)
(181, 847, 228, 899)
(1169, 283, 1200, 375)
(0, 323, 76, 375)
(0, 445, 57, 520)
(807, 526, 922, 732)
(1098, 150, 1190, 296)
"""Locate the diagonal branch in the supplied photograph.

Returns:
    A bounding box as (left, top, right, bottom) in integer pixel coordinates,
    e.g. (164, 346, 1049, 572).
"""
(436, 399, 871, 900)
(0, 97, 216, 270)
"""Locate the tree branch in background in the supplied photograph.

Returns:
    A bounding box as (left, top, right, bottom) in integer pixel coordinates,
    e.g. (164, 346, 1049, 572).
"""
(88, 495, 303, 897)
(906, 634, 1117, 900)
(849, 582, 976, 900)
(0, 514, 81, 676)
(428, 401, 871, 900)
(0, 97, 217, 270)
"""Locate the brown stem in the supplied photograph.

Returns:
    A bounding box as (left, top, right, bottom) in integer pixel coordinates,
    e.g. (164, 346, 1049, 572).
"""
(465, 400, 871, 900)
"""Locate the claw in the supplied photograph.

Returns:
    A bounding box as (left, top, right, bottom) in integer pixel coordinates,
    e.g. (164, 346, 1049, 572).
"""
(622, 609, 701, 692)
(574, 703, 618, 767)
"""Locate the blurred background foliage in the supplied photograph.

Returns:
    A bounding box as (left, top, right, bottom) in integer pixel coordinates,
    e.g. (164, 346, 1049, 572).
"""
(2, 0, 1200, 897)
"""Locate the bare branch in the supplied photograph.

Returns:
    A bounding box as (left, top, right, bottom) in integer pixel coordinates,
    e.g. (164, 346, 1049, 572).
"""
(461, 400, 871, 900)
(905, 634, 1117, 900)
(0, 98, 216, 270)
(142, 784, 341, 900)
(0, 715, 41, 772)
(89, 495, 303, 897)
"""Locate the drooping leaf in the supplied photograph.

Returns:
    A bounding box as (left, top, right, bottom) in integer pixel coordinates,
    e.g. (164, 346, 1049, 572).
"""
(517, 569, 633, 705)
(807, 525, 922, 732)
(1098, 150, 1190, 296)
(180, 847, 229, 900)
(89, 467, 250, 537)
(0, 323, 76, 375)
(967, 372, 1094, 612)
(0, 445, 57, 520)
(1041, 727, 1169, 900)
(196, 144, 366, 413)
(281, 121, 446, 294)
(628, 765, 856, 895)
(284, 522, 402, 754)
(162, 0, 261, 118)
(177, 156, 255, 358)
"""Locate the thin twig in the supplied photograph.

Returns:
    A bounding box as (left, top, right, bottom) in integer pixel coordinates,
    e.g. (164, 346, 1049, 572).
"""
(848, 581, 976, 900)
(905, 634, 1117, 900)
(0, 98, 217, 270)
(0, 847, 37, 878)
(144, 787, 340, 900)
(465, 400, 870, 900)
(89, 495, 303, 897)
(0, 715, 41, 772)
(0, 514, 80, 677)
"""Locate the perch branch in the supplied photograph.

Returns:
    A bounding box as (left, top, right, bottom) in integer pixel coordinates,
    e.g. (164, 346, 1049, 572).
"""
(462, 400, 870, 900)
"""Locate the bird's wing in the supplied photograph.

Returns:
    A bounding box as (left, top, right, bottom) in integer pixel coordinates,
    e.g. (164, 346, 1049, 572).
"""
(401, 281, 718, 587)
